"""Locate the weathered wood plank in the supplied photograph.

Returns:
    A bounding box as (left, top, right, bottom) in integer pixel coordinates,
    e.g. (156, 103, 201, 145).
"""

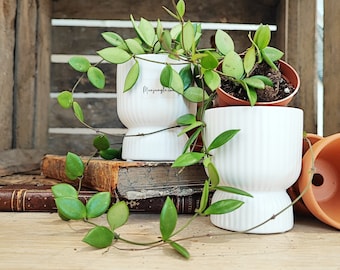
(49, 97, 124, 128)
(323, 0, 340, 136)
(52, 0, 278, 23)
(47, 133, 124, 155)
(275, 0, 317, 134)
(51, 63, 116, 93)
(0, 1, 16, 151)
(13, 0, 38, 148)
(34, 0, 52, 150)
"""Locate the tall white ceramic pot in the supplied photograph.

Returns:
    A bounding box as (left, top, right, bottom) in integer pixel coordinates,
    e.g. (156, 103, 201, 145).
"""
(204, 106, 303, 233)
(117, 54, 195, 161)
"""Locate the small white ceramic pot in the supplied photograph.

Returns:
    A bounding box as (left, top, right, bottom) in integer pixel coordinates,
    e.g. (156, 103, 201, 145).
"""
(204, 106, 303, 233)
(116, 54, 195, 161)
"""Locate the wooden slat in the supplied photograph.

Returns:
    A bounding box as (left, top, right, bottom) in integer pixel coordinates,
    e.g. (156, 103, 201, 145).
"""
(323, 0, 340, 136)
(52, 0, 279, 23)
(0, 1, 16, 151)
(51, 63, 116, 93)
(47, 133, 124, 155)
(13, 0, 51, 149)
(275, 0, 318, 134)
(49, 97, 124, 128)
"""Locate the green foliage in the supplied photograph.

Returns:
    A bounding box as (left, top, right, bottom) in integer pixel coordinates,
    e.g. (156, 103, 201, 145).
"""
(83, 226, 115, 249)
(57, 91, 73, 109)
(93, 135, 110, 151)
(160, 197, 178, 241)
(107, 201, 130, 230)
(86, 192, 111, 219)
(65, 152, 84, 180)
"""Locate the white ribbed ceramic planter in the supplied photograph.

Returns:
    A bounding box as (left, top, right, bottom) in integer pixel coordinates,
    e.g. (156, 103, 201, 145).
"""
(117, 54, 195, 161)
(204, 106, 303, 233)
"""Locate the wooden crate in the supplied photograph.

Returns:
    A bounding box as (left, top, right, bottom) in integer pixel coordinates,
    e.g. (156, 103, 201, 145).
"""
(1, 0, 327, 157)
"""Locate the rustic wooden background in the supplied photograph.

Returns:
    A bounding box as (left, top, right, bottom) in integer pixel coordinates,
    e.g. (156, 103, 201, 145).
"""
(2, 0, 339, 158)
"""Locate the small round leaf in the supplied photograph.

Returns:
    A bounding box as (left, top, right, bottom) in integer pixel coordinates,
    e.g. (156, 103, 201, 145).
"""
(72, 101, 84, 122)
(160, 197, 178, 241)
(172, 152, 205, 167)
(87, 66, 105, 89)
(215, 29, 234, 56)
(93, 135, 110, 151)
(83, 226, 114, 249)
(183, 86, 208, 102)
(55, 197, 86, 220)
(86, 192, 111, 219)
(65, 152, 84, 180)
(57, 91, 73, 109)
(97, 47, 132, 64)
(124, 61, 139, 92)
(107, 201, 130, 230)
(68, 56, 91, 72)
(99, 148, 121, 160)
(51, 183, 78, 199)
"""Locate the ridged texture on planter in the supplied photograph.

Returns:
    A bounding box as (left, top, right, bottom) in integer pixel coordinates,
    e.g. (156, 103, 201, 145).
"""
(204, 106, 303, 233)
(116, 54, 195, 161)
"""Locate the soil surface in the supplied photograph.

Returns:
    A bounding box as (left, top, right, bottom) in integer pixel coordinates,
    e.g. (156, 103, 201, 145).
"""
(220, 61, 296, 102)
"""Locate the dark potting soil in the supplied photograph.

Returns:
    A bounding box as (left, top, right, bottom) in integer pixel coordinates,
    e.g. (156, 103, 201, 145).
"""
(219, 61, 296, 102)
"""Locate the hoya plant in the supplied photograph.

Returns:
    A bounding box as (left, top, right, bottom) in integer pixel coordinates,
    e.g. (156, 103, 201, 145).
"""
(215, 24, 285, 105)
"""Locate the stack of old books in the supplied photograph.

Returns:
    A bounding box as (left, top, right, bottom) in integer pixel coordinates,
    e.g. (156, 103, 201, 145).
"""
(0, 150, 207, 213)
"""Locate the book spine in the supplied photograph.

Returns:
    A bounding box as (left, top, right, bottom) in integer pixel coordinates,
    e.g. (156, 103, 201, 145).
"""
(0, 188, 205, 214)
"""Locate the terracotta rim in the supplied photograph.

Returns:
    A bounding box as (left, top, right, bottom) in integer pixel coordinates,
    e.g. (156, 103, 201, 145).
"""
(216, 60, 300, 107)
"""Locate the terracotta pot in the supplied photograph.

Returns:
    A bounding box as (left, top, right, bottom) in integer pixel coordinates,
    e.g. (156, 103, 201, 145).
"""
(216, 60, 300, 107)
(297, 133, 340, 229)
(287, 133, 323, 216)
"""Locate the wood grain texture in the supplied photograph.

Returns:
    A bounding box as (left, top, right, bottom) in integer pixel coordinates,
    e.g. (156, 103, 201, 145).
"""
(0, 0, 16, 151)
(0, 212, 339, 269)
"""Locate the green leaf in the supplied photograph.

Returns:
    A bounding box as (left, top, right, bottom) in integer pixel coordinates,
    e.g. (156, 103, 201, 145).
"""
(51, 183, 78, 199)
(253, 24, 271, 50)
(196, 180, 210, 214)
(207, 162, 219, 188)
(176, 0, 185, 18)
(183, 86, 208, 102)
(72, 101, 84, 122)
(179, 64, 193, 90)
(125, 38, 145, 55)
(65, 152, 84, 180)
(176, 114, 196, 126)
(207, 129, 240, 152)
(83, 226, 114, 249)
(244, 46, 256, 75)
(243, 77, 265, 89)
(124, 61, 140, 92)
(97, 47, 132, 64)
(160, 65, 184, 94)
(68, 56, 91, 72)
(55, 197, 86, 220)
(251, 75, 273, 87)
(93, 135, 110, 151)
(160, 30, 172, 51)
(160, 197, 178, 241)
(215, 186, 253, 197)
(101, 32, 126, 48)
(87, 66, 105, 89)
(86, 192, 111, 219)
(169, 241, 190, 259)
(262, 46, 284, 62)
(181, 127, 203, 154)
(262, 50, 279, 70)
(222, 51, 244, 80)
(172, 152, 205, 167)
(203, 70, 221, 91)
(107, 201, 129, 230)
(137, 17, 156, 47)
(203, 199, 244, 215)
(57, 91, 73, 109)
(215, 29, 234, 56)
(244, 84, 258, 106)
(177, 121, 204, 136)
(182, 21, 195, 51)
(201, 51, 219, 70)
(99, 148, 121, 160)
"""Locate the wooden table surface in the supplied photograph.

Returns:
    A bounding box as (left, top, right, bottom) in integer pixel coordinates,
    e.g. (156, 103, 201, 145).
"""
(0, 212, 339, 269)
